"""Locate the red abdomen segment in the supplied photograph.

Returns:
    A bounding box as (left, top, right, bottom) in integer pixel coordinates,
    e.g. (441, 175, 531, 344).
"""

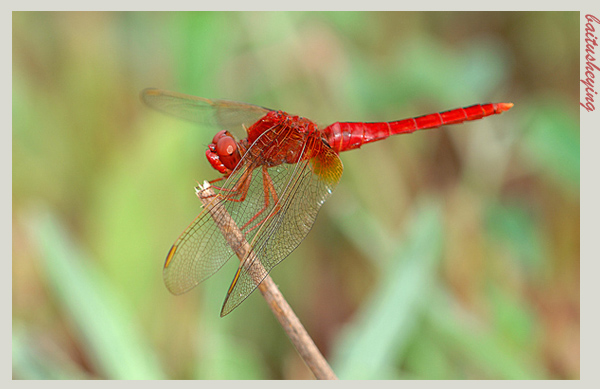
(322, 102, 513, 153)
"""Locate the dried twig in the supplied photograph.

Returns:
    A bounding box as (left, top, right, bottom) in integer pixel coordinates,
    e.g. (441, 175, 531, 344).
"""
(196, 181, 338, 380)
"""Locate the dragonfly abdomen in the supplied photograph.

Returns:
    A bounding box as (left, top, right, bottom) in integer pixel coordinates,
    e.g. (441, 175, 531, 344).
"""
(322, 102, 513, 153)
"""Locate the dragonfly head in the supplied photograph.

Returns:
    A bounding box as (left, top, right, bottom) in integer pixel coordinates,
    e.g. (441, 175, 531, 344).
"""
(206, 130, 242, 175)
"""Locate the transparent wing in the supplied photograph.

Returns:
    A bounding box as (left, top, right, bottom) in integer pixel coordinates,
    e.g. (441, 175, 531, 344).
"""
(141, 88, 271, 135)
(162, 193, 240, 295)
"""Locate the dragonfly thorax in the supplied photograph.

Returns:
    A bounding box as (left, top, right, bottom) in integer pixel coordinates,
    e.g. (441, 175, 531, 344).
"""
(246, 111, 322, 167)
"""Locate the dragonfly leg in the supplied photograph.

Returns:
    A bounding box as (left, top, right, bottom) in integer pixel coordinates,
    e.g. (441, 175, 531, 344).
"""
(240, 166, 281, 235)
(208, 175, 230, 192)
(210, 169, 253, 202)
(208, 176, 226, 185)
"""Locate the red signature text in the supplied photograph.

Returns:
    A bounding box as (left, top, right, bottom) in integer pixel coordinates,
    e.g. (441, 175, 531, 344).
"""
(581, 14, 600, 112)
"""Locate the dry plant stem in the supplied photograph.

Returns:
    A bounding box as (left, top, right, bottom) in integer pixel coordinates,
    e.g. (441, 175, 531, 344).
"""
(197, 181, 338, 380)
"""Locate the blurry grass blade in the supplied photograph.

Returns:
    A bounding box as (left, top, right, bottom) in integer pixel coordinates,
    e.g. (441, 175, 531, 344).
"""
(484, 202, 544, 273)
(487, 284, 537, 350)
(520, 101, 579, 195)
(194, 326, 268, 379)
(391, 35, 509, 104)
(29, 210, 166, 379)
(327, 190, 394, 264)
(13, 322, 90, 379)
(426, 286, 547, 379)
(331, 200, 443, 379)
(401, 327, 453, 379)
(193, 294, 268, 379)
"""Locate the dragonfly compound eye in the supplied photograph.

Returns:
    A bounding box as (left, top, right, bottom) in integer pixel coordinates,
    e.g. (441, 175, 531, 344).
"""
(216, 136, 240, 170)
(212, 129, 228, 144)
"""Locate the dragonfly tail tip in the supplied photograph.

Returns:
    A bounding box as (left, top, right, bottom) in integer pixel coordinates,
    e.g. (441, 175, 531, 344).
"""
(497, 102, 514, 113)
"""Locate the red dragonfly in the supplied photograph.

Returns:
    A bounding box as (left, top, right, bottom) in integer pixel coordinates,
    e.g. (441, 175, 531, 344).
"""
(142, 88, 512, 316)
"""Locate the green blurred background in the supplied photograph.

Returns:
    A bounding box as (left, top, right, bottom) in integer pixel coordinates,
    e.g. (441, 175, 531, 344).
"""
(13, 12, 579, 379)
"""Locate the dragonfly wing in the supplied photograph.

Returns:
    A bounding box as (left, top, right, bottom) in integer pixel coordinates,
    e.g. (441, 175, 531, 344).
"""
(163, 194, 240, 295)
(162, 134, 270, 296)
(219, 141, 343, 316)
(141, 88, 271, 135)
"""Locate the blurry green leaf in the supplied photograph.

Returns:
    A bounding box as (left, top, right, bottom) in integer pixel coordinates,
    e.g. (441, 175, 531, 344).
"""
(426, 287, 547, 379)
(330, 200, 443, 379)
(402, 328, 452, 380)
(29, 211, 166, 379)
(484, 202, 544, 273)
(520, 101, 579, 195)
(326, 190, 394, 265)
(187, 287, 270, 379)
(487, 284, 537, 350)
(450, 38, 510, 101)
(392, 35, 509, 105)
(13, 323, 90, 379)
(172, 12, 233, 93)
(89, 116, 204, 310)
(195, 326, 268, 380)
